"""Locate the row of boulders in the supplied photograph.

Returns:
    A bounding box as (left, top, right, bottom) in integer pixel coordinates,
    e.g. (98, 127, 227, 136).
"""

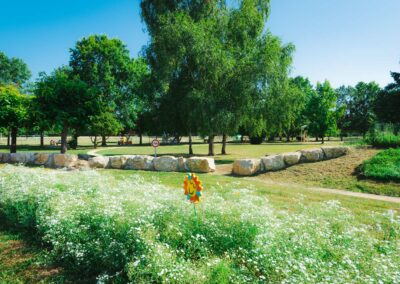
(232, 146, 350, 176)
(0, 153, 216, 173)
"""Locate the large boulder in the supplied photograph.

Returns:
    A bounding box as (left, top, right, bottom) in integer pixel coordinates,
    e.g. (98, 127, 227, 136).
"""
(300, 148, 324, 162)
(282, 152, 302, 166)
(53, 154, 78, 168)
(124, 155, 154, 170)
(178, 157, 189, 172)
(261, 154, 285, 171)
(0, 153, 10, 163)
(34, 153, 52, 166)
(109, 156, 129, 169)
(153, 156, 178, 172)
(232, 159, 261, 176)
(9, 153, 34, 164)
(187, 157, 215, 173)
(73, 160, 91, 170)
(88, 156, 110, 169)
(321, 146, 349, 159)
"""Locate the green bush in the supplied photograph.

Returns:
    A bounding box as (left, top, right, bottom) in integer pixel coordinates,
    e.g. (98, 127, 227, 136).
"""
(362, 148, 400, 182)
(0, 166, 400, 283)
(365, 130, 400, 148)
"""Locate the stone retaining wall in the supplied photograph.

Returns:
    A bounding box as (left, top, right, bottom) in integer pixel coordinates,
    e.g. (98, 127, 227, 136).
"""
(0, 153, 216, 173)
(232, 146, 350, 176)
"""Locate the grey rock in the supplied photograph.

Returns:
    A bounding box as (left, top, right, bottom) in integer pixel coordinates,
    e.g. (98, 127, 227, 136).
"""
(187, 157, 215, 173)
(153, 156, 178, 172)
(261, 155, 286, 171)
(282, 152, 302, 166)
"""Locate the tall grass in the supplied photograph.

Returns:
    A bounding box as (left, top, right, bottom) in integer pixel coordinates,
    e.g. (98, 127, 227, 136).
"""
(365, 124, 400, 148)
(362, 148, 400, 182)
(0, 165, 399, 283)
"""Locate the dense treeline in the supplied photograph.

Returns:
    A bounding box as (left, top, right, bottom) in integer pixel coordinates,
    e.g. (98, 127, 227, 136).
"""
(1, 0, 399, 154)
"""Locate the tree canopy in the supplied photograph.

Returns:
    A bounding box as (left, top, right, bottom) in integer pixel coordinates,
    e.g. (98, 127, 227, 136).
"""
(0, 85, 29, 153)
(141, 0, 294, 155)
(34, 68, 99, 153)
(0, 51, 31, 87)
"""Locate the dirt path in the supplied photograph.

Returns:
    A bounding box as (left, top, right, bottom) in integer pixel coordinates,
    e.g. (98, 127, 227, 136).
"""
(246, 177, 400, 204)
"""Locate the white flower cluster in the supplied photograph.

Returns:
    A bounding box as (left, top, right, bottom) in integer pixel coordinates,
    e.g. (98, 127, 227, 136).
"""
(0, 165, 399, 283)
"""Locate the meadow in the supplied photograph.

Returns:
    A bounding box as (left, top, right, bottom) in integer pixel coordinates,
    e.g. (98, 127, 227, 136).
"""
(0, 165, 399, 283)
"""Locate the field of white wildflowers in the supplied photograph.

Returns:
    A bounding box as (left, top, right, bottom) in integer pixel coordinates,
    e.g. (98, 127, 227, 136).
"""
(0, 165, 399, 283)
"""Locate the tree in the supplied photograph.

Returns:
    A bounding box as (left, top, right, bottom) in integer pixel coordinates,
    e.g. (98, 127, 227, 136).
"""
(0, 51, 31, 87)
(34, 68, 99, 153)
(375, 71, 400, 125)
(69, 35, 136, 146)
(88, 112, 122, 148)
(306, 81, 337, 144)
(0, 85, 29, 153)
(347, 82, 380, 137)
(141, 0, 292, 155)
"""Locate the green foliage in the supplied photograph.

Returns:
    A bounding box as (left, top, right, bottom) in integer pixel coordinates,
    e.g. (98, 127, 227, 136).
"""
(34, 67, 99, 153)
(0, 85, 29, 129)
(141, 0, 293, 154)
(366, 131, 400, 148)
(375, 71, 400, 124)
(0, 85, 30, 152)
(306, 81, 337, 142)
(0, 51, 31, 86)
(0, 166, 399, 283)
(362, 148, 400, 181)
(69, 35, 145, 133)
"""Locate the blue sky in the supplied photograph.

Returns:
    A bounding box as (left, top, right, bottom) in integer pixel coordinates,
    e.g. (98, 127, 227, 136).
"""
(1, 0, 399, 87)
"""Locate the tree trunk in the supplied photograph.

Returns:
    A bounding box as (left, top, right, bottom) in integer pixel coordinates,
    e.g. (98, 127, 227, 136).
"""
(221, 133, 227, 155)
(188, 133, 193, 155)
(94, 136, 97, 149)
(208, 135, 215, 156)
(7, 131, 10, 146)
(321, 136, 325, 144)
(101, 135, 107, 146)
(73, 133, 79, 147)
(139, 133, 142, 145)
(286, 134, 290, 142)
(10, 127, 17, 153)
(60, 124, 68, 154)
(40, 131, 44, 147)
(315, 136, 319, 142)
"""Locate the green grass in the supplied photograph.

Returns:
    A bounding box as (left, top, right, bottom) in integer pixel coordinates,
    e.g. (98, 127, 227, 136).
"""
(0, 230, 65, 283)
(97, 141, 343, 164)
(362, 148, 400, 182)
(365, 132, 400, 148)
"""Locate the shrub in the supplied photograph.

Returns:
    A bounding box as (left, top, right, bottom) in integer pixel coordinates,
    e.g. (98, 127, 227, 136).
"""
(0, 166, 399, 283)
(249, 135, 264, 144)
(362, 148, 400, 182)
(366, 132, 400, 148)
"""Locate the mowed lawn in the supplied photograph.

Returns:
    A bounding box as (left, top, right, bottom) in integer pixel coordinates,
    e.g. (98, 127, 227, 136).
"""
(0, 135, 343, 164)
(97, 141, 343, 164)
